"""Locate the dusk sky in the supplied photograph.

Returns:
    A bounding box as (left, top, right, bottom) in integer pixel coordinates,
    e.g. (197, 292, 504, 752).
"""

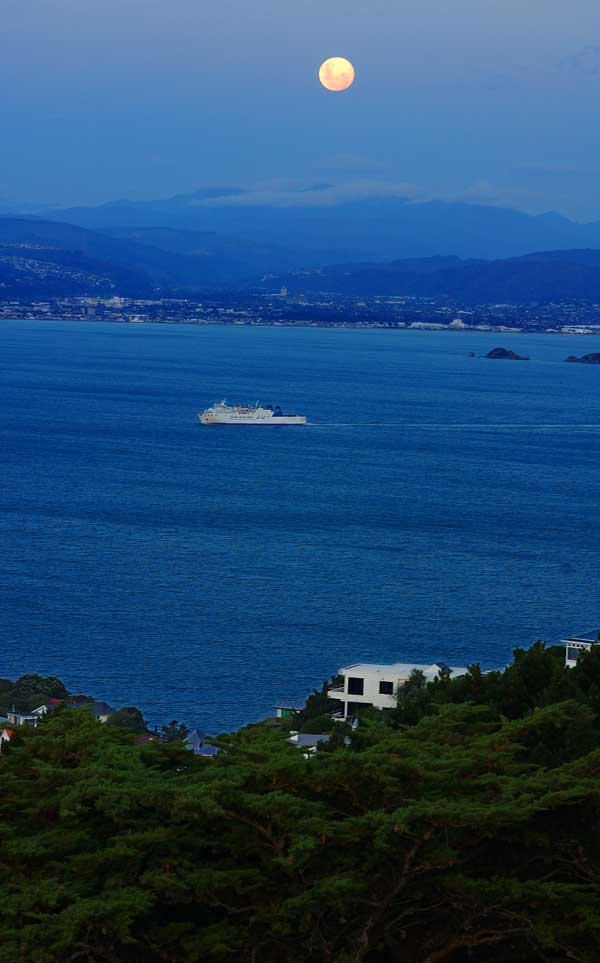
(4, 0, 600, 218)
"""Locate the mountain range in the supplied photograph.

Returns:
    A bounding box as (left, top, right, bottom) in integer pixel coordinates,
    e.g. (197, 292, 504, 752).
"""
(5, 187, 600, 299)
(50, 188, 600, 262)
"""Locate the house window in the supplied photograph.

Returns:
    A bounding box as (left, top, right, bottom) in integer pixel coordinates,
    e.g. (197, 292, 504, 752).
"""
(347, 677, 364, 695)
(567, 646, 585, 662)
(379, 680, 394, 695)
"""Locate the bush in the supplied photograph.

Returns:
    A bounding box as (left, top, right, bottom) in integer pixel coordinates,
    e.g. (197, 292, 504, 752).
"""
(105, 706, 147, 734)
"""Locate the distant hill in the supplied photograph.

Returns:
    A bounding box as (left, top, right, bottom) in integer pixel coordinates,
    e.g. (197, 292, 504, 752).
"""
(0, 217, 297, 296)
(101, 226, 303, 279)
(263, 250, 600, 304)
(0, 218, 153, 297)
(51, 189, 600, 262)
(4, 214, 600, 304)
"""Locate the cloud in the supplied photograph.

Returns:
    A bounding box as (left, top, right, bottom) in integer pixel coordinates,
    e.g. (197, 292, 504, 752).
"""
(192, 180, 420, 208)
(182, 175, 558, 217)
(559, 46, 600, 78)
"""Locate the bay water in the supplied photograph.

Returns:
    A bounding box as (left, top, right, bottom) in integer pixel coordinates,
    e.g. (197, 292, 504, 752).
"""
(2, 319, 600, 731)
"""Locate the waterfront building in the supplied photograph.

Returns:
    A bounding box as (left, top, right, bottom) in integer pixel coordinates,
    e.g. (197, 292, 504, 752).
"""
(5, 704, 55, 727)
(184, 728, 220, 757)
(328, 661, 469, 720)
(275, 701, 306, 719)
(562, 629, 600, 666)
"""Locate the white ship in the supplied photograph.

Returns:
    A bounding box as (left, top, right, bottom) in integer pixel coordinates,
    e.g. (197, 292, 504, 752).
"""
(198, 400, 307, 426)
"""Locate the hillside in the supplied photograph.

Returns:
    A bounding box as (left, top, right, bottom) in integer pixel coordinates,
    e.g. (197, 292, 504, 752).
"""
(0, 217, 296, 295)
(4, 215, 600, 304)
(3, 644, 600, 963)
(265, 249, 600, 304)
(102, 225, 303, 278)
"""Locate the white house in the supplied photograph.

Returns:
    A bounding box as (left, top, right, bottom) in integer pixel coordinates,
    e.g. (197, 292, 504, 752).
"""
(328, 661, 469, 719)
(6, 706, 49, 727)
(563, 629, 600, 666)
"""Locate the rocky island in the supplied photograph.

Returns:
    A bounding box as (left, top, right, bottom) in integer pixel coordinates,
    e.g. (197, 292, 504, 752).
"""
(484, 347, 530, 360)
(565, 352, 600, 364)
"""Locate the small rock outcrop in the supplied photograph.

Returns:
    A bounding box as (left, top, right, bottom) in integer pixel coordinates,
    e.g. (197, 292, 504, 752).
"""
(484, 347, 530, 361)
(565, 352, 600, 364)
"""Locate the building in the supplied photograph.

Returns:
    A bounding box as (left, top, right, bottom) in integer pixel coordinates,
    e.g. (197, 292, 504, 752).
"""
(288, 732, 331, 750)
(68, 700, 116, 722)
(6, 709, 41, 726)
(5, 703, 57, 727)
(274, 701, 305, 719)
(184, 729, 220, 757)
(328, 661, 469, 719)
(562, 629, 600, 666)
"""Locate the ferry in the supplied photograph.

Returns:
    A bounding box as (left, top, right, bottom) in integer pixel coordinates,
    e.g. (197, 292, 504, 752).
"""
(198, 401, 307, 426)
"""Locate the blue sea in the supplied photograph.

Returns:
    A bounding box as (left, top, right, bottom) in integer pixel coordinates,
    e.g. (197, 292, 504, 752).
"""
(2, 319, 600, 731)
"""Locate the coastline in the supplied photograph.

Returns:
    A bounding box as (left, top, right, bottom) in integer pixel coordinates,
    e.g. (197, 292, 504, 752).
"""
(3, 314, 600, 337)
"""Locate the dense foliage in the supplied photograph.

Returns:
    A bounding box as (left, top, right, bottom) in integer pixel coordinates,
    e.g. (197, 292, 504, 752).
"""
(105, 707, 149, 734)
(0, 673, 69, 713)
(2, 645, 600, 963)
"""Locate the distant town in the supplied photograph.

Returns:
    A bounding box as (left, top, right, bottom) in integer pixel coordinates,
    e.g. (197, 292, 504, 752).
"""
(5, 290, 600, 334)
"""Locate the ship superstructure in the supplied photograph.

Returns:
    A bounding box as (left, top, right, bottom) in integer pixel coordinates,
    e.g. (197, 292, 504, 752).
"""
(198, 401, 306, 425)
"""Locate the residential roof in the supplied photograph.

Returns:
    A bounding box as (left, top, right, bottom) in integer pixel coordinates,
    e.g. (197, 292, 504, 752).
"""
(184, 729, 220, 756)
(184, 728, 205, 750)
(69, 700, 116, 716)
(197, 742, 220, 757)
(338, 662, 469, 680)
(562, 630, 600, 644)
(289, 733, 331, 748)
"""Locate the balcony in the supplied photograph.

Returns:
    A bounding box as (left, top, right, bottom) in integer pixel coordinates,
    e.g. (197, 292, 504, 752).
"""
(328, 685, 345, 698)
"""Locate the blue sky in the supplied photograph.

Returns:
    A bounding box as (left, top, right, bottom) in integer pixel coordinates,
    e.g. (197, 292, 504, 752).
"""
(3, 0, 600, 218)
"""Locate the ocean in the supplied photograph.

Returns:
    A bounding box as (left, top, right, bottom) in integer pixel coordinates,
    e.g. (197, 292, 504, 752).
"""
(2, 319, 600, 731)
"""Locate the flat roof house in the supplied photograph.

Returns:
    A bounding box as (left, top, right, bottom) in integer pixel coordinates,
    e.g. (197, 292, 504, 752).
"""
(328, 661, 469, 719)
(563, 630, 600, 666)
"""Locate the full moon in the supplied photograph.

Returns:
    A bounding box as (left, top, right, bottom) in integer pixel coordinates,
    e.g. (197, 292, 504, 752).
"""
(318, 57, 355, 92)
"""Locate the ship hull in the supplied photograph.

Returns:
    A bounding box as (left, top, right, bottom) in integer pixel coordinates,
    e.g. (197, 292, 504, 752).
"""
(198, 414, 306, 425)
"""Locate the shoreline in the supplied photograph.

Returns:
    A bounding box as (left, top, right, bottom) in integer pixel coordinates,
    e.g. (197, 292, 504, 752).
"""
(3, 315, 600, 337)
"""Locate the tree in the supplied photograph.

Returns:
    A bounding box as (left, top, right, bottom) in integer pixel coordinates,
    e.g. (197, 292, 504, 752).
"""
(160, 719, 189, 742)
(295, 679, 340, 727)
(2, 699, 600, 962)
(105, 706, 147, 734)
(0, 673, 69, 713)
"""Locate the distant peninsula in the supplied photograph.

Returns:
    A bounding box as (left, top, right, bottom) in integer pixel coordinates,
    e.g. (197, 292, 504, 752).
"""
(484, 347, 530, 361)
(565, 352, 600, 364)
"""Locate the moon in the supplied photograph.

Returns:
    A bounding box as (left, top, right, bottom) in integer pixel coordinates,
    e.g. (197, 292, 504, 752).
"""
(318, 57, 355, 92)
